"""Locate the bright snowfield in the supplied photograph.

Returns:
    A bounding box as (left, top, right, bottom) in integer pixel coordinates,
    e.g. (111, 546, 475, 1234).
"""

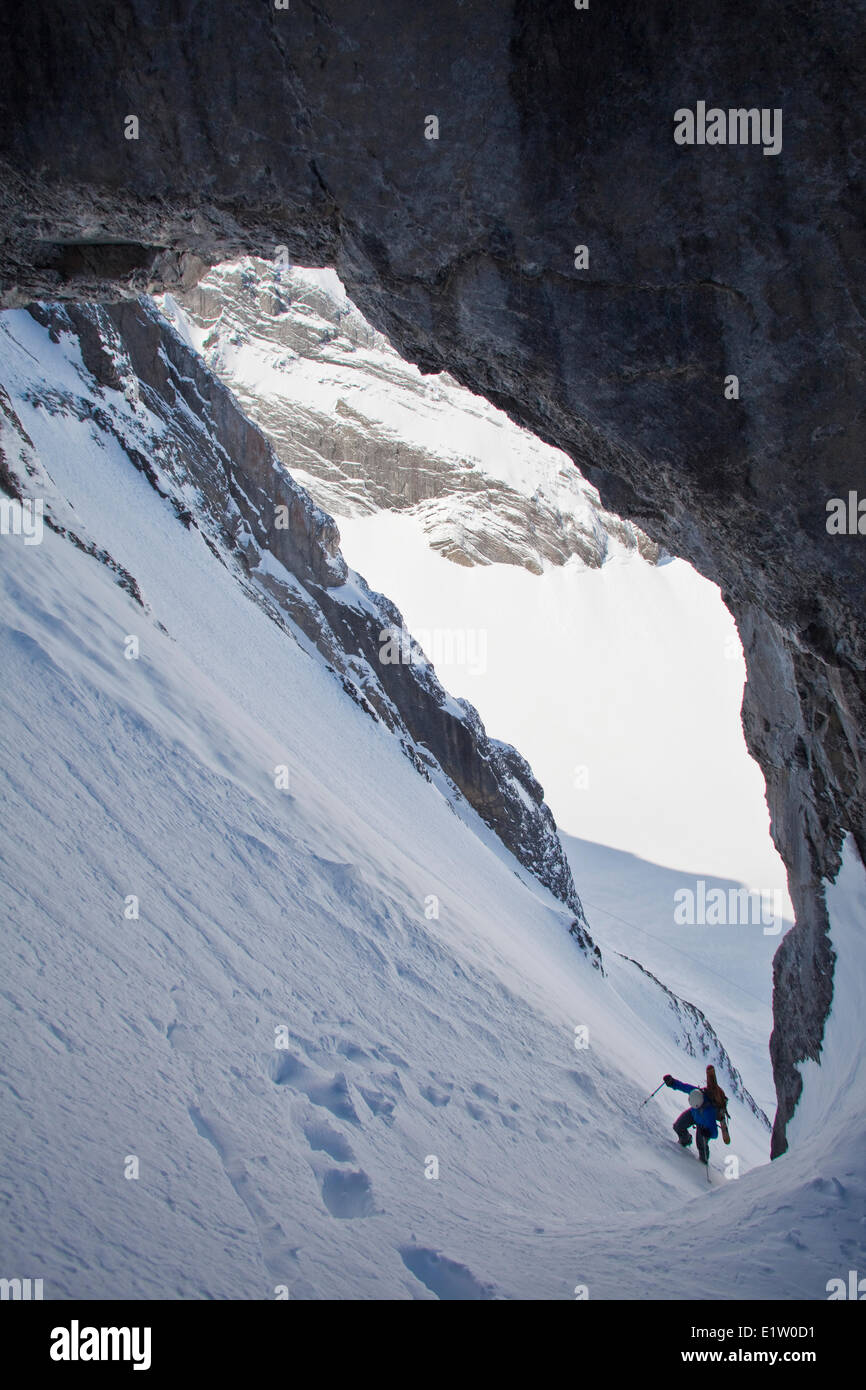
(0, 307, 859, 1302)
(161, 263, 789, 889)
(161, 262, 792, 1117)
(336, 512, 785, 1117)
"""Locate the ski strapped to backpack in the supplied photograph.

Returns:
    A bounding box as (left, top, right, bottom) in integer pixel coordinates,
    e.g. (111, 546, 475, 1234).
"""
(704, 1064, 731, 1144)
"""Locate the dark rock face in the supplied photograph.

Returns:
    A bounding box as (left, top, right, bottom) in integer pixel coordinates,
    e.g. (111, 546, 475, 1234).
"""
(1, 1, 863, 1151)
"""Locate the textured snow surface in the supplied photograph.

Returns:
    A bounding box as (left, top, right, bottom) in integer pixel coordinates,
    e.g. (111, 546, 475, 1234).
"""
(0, 307, 858, 1301)
(165, 261, 797, 1121)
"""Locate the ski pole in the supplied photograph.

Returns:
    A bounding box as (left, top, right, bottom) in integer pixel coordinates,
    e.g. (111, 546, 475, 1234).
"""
(639, 1082, 665, 1108)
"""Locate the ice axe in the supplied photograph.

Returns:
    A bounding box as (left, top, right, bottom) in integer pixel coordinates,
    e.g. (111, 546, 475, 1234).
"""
(639, 1084, 667, 1106)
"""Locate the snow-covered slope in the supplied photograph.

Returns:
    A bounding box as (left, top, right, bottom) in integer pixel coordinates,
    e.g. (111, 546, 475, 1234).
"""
(335, 509, 791, 893)
(2, 299, 581, 919)
(0, 296, 858, 1302)
(162, 260, 794, 1117)
(163, 259, 791, 886)
(0, 299, 785, 1300)
(331, 510, 793, 1117)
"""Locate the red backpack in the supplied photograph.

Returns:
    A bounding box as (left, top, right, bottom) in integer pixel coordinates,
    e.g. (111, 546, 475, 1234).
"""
(705, 1065, 731, 1143)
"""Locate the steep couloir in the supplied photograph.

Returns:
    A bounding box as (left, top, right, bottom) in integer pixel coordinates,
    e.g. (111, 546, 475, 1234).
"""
(1, 1, 863, 1152)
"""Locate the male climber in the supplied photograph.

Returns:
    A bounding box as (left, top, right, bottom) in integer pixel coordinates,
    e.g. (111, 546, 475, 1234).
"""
(663, 1072, 719, 1164)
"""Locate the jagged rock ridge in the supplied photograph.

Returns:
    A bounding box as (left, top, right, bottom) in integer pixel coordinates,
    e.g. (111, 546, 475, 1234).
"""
(0, 297, 588, 937)
(159, 259, 659, 575)
(619, 954, 770, 1130)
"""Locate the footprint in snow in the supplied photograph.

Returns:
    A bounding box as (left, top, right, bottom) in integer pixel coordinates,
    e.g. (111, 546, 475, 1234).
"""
(268, 1050, 361, 1125)
(357, 1085, 396, 1120)
(419, 1083, 452, 1108)
(464, 1100, 487, 1122)
(399, 1246, 496, 1301)
(320, 1168, 376, 1220)
(303, 1120, 356, 1163)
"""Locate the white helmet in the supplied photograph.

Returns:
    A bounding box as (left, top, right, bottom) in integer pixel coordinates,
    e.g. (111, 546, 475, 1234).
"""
(688, 1088, 705, 1108)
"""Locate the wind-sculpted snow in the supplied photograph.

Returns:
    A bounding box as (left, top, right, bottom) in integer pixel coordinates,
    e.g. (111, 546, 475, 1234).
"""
(0, 465, 799, 1299)
(0, 300, 860, 1300)
(0, 0, 863, 1159)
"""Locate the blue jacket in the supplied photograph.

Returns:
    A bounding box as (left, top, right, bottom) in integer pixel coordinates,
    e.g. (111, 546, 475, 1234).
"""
(670, 1078, 719, 1137)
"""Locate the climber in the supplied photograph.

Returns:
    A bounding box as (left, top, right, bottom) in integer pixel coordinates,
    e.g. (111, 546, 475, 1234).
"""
(663, 1072, 719, 1164)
